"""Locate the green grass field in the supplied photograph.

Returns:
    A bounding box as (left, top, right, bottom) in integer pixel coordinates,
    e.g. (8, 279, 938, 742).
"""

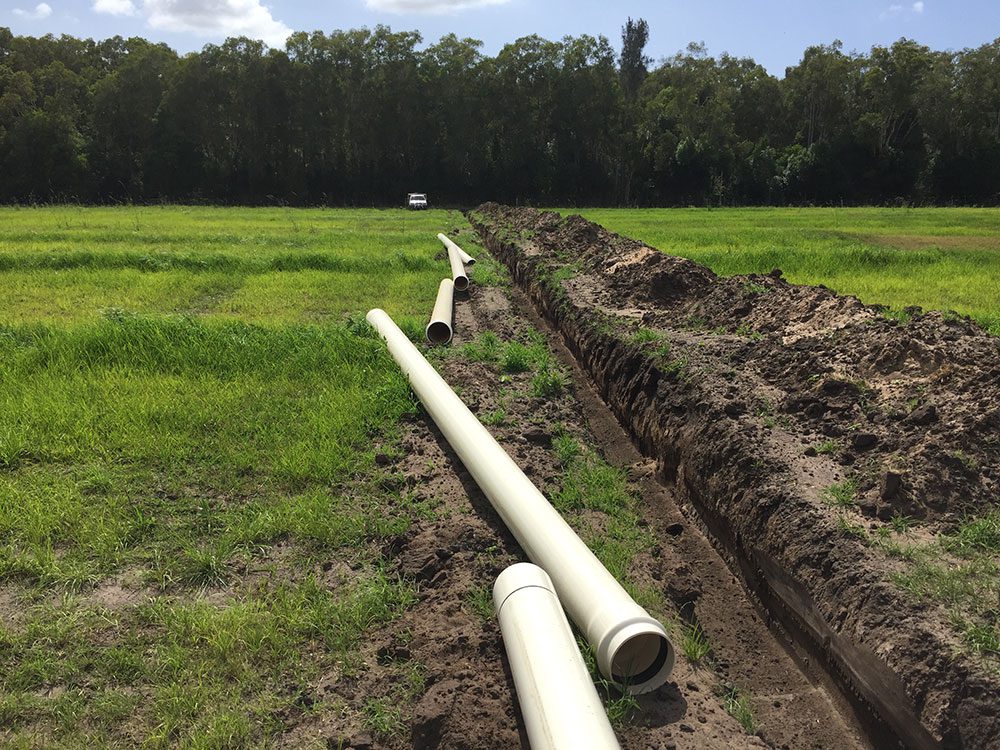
(0, 205, 996, 746)
(576, 208, 1000, 334)
(0, 206, 461, 324)
(0, 207, 475, 747)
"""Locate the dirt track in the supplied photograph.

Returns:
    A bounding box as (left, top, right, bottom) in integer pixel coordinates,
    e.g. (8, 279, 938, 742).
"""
(468, 204, 1000, 750)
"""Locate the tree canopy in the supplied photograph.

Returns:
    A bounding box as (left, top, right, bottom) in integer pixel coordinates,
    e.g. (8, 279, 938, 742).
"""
(0, 23, 997, 205)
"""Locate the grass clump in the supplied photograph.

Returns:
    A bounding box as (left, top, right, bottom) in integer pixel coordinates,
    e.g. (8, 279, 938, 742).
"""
(630, 327, 662, 344)
(480, 408, 507, 426)
(552, 445, 631, 516)
(465, 585, 495, 622)
(462, 330, 567, 398)
(501, 341, 535, 373)
(362, 698, 405, 739)
(461, 330, 501, 362)
(553, 432, 582, 464)
(890, 514, 914, 534)
(630, 326, 672, 360)
(943, 512, 1000, 555)
(717, 683, 758, 734)
(822, 479, 858, 508)
(814, 439, 840, 455)
(550, 435, 655, 589)
(550, 263, 582, 284)
(531, 365, 568, 398)
(681, 623, 712, 664)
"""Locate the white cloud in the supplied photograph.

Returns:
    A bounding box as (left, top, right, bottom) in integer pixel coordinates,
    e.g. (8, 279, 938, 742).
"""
(93, 0, 137, 15)
(12, 2, 53, 19)
(365, 0, 511, 13)
(880, 1, 924, 19)
(142, 0, 292, 47)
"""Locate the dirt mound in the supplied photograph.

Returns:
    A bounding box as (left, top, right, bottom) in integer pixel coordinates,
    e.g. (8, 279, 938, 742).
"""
(469, 203, 1000, 750)
(472, 202, 1000, 525)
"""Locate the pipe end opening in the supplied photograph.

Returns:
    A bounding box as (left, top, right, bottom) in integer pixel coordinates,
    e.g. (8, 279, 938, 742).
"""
(453, 276, 469, 292)
(425, 321, 453, 345)
(609, 630, 674, 695)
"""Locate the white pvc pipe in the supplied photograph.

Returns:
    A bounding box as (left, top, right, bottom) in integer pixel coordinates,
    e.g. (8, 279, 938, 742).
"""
(446, 242, 469, 292)
(425, 279, 454, 345)
(438, 232, 476, 265)
(367, 309, 674, 693)
(494, 563, 622, 750)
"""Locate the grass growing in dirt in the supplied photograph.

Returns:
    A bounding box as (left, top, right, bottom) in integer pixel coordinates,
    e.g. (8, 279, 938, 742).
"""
(716, 683, 758, 735)
(882, 511, 1000, 670)
(458, 329, 569, 399)
(0, 207, 467, 747)
(822, 479, 858, 508)
(681, 623, 712, 665)
(574, 208, 1000, 335)
(577, 635, 641, 727)
(550, 434, 657, 609)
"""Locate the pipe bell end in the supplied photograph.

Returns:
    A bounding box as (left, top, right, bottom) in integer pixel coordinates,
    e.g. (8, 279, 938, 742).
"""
(599, 617, 675, 695)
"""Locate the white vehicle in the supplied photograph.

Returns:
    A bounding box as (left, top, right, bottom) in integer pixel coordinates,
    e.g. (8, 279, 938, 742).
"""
(407, 193, 428, 210)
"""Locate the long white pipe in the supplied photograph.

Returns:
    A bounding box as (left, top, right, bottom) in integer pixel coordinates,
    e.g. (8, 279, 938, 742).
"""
(494, 563, 622, 750)
(446, 242, 469, 291)
(425, 279, 454, 345)
(367, 309, 674, 693)
(438, 232, 476, 265)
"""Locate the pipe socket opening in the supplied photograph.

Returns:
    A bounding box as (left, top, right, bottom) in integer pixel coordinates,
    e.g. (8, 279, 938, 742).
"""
(453, 275, 469, 292)
(603, 622, 675, 695)
(425, 320, 453, 345)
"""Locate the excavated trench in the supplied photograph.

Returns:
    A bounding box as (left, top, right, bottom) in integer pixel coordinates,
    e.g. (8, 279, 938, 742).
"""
(468, 203, 1000, 750)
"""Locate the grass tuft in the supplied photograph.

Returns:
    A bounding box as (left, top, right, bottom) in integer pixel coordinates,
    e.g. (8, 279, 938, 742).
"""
(717, 683, 758, 734)
(465, 585, 495, 622)
(681, 623, 712, 664)
(822, 479, 858, 508)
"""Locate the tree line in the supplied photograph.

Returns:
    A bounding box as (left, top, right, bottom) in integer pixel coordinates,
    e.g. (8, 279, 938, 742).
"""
(1, 22, 998, 206)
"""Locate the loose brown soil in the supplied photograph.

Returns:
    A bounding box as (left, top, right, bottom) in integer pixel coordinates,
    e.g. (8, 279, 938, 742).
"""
(283, 233, 874, 748)
(468, 204, 1000, 750)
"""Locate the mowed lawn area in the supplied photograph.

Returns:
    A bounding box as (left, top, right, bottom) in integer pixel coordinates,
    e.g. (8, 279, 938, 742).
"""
(0, 207, 476, 748)
(576, 208, 1000, 335)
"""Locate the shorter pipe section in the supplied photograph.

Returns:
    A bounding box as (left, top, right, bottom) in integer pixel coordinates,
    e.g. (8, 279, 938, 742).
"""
(495, 563, 621, 750)
(446, 241, 469, 291)
(425, 278, 454, 345)
(438, 232, 476, 265)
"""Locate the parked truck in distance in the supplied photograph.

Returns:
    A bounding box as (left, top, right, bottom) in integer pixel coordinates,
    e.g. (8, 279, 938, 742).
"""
(407, 193, 428, 210)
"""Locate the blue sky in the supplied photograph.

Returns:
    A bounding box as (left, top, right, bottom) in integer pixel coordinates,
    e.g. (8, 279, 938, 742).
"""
(3, 0, 999, 75)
